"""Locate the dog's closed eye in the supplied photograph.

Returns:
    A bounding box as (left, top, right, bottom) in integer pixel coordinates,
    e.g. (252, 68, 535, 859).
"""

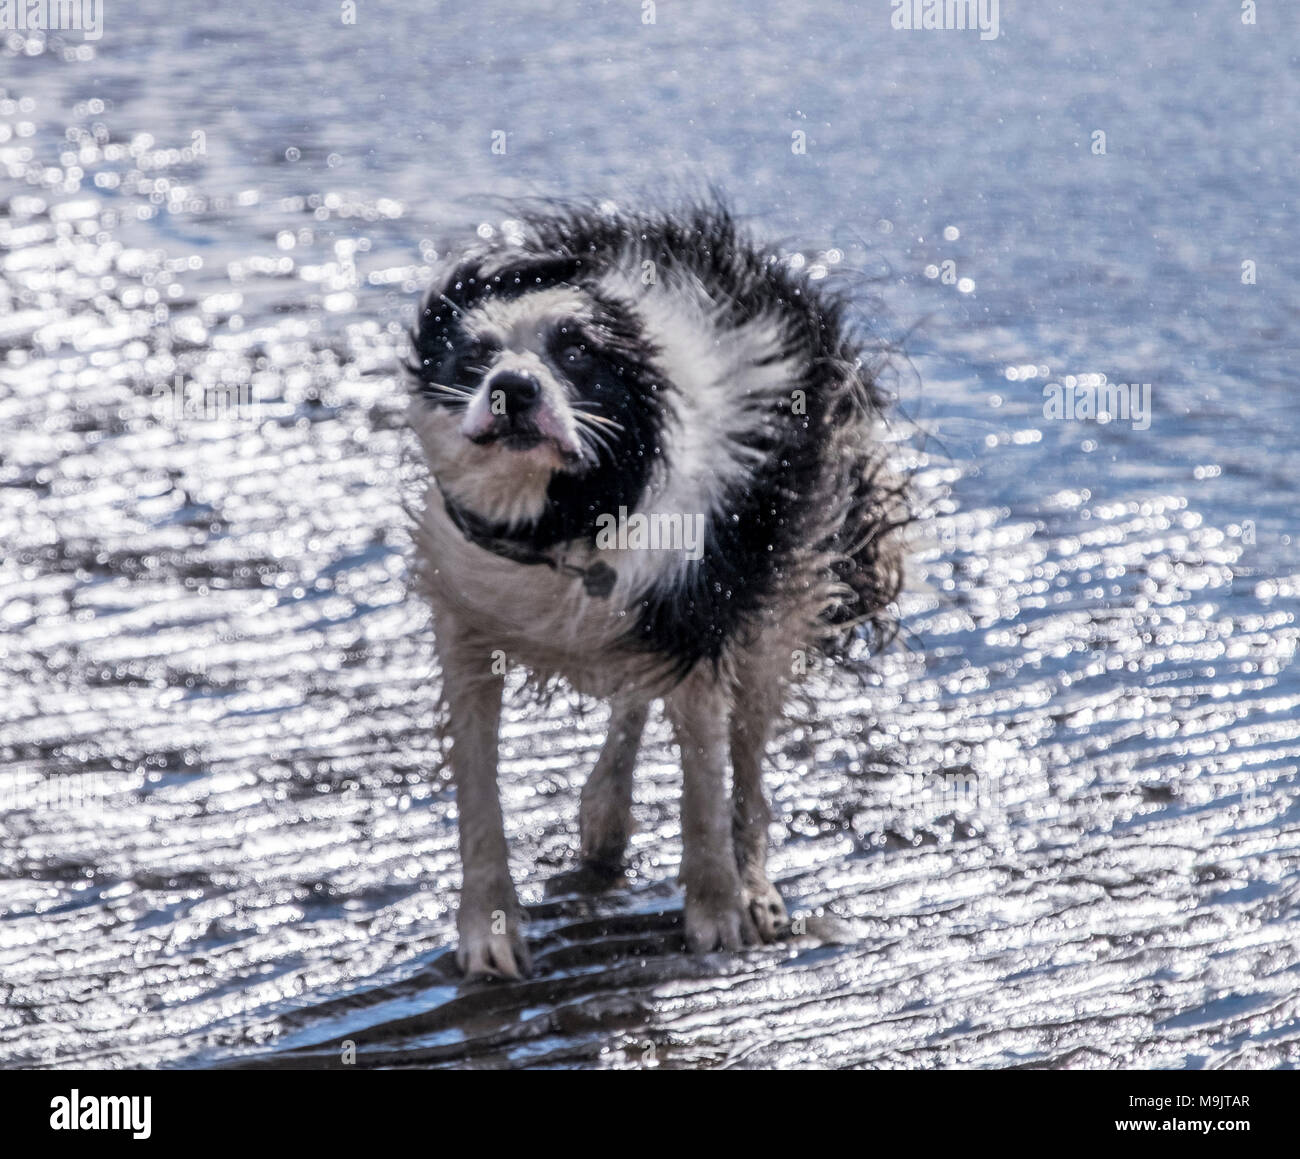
(549, 324, 594, 372)
(459, 336, 498, 374)
(422, 335, 496, 387)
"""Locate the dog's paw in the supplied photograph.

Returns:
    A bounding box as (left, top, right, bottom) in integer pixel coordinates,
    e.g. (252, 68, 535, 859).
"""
(743, 878, 789, 943)
(684, 882, 757, 953)
(456, 905, 531, 981)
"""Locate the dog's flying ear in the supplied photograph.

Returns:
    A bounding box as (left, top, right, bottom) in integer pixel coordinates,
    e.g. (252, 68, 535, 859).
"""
(487, 254, 586, 297)
(436, 254, 587, 313)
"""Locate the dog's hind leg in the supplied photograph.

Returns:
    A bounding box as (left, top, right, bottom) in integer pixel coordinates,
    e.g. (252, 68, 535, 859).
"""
(729, 672, 789, 942)
(577, 695, 649, 877)
(437, 614, 530, 980)
(665, 671, 756, 951)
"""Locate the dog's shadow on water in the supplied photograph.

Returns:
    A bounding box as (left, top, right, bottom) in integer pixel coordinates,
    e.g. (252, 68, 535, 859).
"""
(223, 873, 858, 1070)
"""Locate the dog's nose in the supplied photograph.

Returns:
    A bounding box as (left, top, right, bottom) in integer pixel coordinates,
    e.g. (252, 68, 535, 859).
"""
(487, 371, 541, 417)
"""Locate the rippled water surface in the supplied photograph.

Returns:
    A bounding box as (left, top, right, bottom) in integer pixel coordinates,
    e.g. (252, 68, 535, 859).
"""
(1, 2, 1298, 1068)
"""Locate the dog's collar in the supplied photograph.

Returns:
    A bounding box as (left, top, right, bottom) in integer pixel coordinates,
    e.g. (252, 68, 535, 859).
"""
(437, 483, 618, 599)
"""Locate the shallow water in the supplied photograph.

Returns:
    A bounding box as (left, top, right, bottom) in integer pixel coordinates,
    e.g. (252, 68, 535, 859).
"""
(1, 2, 1298, 1069)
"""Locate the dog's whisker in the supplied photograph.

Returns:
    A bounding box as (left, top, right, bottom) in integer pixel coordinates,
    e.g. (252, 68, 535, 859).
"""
(572, 411, 619, 439)
(422, 382, 473, 406)
(571, 399, 622, 420)
(572, 416, 617, 460)
(575, 411, 625, 432)
(577, 423, 618, 461)
(571, 408, 615, 432)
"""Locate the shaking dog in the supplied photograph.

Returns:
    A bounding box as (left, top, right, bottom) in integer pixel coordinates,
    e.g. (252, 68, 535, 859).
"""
(406, 202, 906, 979)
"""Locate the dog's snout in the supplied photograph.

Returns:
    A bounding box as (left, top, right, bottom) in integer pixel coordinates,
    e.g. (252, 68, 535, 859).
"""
(488, 371, 541, 416)
(460, 363, 579, 457)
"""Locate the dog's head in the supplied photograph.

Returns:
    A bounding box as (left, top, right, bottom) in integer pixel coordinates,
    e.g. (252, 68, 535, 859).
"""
(408, 245, 668, 539)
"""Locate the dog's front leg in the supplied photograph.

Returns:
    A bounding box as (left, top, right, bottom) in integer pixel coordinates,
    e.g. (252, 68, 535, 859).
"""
(665, 672, 756, 952)
(438, 617, 530, 980)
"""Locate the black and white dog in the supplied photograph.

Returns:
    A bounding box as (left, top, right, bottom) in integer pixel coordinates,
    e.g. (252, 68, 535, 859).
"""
(406, 202, 906, 979)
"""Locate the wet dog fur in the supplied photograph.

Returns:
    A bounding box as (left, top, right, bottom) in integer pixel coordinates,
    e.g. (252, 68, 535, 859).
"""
(405, 201, 907, 979)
